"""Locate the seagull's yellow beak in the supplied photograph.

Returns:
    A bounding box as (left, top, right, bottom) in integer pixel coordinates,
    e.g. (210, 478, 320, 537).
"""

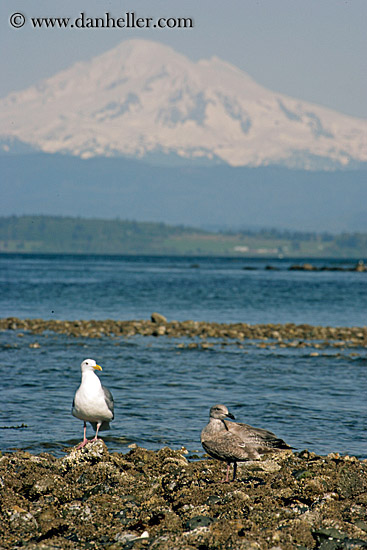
(93, 364, 102, 371)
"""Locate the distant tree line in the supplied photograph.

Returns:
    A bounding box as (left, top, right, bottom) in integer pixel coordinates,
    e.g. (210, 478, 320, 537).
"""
(0, 215, 207, 254)
(0, 215, 366, 256)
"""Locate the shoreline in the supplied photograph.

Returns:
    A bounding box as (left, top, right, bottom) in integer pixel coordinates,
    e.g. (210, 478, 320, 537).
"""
(1, 443, 367, 549)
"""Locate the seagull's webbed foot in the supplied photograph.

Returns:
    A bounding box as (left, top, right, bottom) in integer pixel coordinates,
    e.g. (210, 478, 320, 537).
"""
(76, 438, 90, 449)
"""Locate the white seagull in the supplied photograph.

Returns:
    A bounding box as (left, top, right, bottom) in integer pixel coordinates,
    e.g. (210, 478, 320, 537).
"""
(72, 358, 114, 449)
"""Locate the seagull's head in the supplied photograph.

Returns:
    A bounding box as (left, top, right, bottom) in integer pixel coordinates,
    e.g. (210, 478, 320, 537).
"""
(209, 404, 235, 420)
(80, 358, 102, 373)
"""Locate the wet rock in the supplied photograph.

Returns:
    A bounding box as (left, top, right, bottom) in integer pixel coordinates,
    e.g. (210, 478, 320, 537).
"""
(29, 342, 40, 349)
(353, 260, 367, 272)
(60, 440, 110, 471)
(7, 507, 38, 533)
(292, 469, 314, 481)
(289, 263, 317, 271)
(1, 316, 367, 349)
(1, 447, 367, 549)
(185, 515, 213, 530)
(312, 527, 367, 549)
(151, 312, 167, 324)
(152, 325, 166, 336)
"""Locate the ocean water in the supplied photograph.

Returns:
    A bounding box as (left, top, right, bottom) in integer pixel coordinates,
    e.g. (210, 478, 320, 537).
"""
(0, 254, 366, 458)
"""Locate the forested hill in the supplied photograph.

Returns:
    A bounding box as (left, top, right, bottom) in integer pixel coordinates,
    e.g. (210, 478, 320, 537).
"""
(0, 216, 205, 255)
(0, 215, 366, 257)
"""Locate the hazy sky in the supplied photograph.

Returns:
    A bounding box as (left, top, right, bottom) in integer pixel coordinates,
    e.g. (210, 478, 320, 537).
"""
(1, 0, 366, 118)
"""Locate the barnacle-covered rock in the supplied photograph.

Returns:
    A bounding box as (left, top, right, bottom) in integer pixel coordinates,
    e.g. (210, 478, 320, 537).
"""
(1, 446, 367, 549)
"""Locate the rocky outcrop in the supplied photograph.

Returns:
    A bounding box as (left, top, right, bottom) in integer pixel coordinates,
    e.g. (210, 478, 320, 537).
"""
(288, 261, 367, 272)
(1, 444, 367, 549)
(150, 313, 167, 324)
(1, 317, 367, 353)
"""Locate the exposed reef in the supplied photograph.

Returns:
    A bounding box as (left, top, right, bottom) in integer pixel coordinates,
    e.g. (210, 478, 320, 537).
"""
(1, 443, 367, 549)
(1, 317, 367, 354)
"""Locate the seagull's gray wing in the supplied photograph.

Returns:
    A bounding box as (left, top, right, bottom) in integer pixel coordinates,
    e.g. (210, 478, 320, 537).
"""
(102, 385, 114, 419)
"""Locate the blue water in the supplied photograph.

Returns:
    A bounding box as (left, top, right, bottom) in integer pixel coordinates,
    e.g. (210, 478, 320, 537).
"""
(0, 254, 366, 458)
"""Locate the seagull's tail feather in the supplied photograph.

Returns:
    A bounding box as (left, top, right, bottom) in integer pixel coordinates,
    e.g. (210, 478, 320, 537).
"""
(90, 421, 111, 431)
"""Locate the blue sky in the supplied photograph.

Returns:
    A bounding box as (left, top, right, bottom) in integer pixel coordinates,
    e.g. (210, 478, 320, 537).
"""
(1, 0, 366, 118)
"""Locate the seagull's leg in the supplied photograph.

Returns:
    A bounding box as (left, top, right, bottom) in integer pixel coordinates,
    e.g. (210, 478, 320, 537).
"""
(76, 422, 89, 449)
(91, 422, 102, 442)
(222, 463, 231, 483)
(232, 461, 237, 482)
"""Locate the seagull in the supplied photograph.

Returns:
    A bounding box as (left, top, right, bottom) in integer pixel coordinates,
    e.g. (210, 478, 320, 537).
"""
(72, 358, 114, 449)
(201, 404, 292, 482)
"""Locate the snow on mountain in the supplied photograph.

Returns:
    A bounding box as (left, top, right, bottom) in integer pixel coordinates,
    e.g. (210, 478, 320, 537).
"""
(0, 39, 366, 169)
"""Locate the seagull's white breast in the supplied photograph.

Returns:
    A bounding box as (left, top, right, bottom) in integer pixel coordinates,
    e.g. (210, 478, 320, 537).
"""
(72, 371, 113, 423)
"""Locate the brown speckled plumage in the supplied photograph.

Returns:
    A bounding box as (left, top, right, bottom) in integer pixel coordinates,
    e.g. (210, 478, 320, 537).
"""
(201, 404, 291, 481)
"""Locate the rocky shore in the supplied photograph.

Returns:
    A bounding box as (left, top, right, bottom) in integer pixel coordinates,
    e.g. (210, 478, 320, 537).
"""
(1, 316, 367, 353)
(1, 443, 367, 549)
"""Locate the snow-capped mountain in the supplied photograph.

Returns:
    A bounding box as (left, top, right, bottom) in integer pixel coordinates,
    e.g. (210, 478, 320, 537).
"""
(1, 39, 366, 169)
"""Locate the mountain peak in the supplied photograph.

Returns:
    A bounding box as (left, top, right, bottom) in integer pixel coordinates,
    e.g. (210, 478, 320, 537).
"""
(100, 38, 187, 68)
(0, 39, 366, 169)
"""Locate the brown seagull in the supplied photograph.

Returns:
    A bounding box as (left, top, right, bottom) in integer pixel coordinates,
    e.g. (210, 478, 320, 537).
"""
(201, 404, 292, 482)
